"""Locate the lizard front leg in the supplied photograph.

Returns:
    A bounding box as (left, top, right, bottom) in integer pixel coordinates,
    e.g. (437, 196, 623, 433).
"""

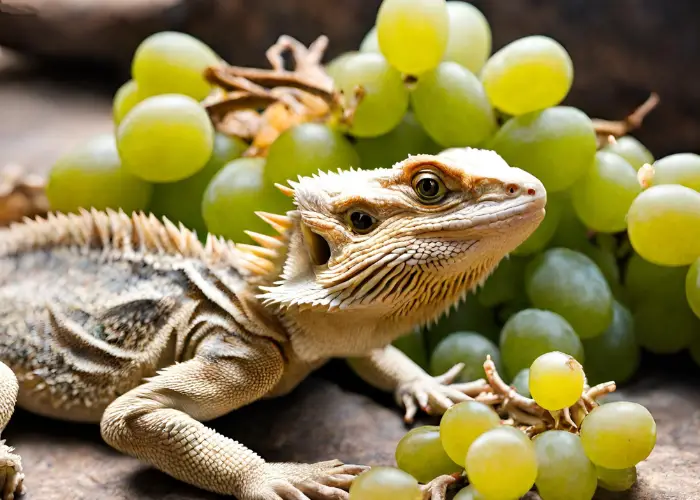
(100, 332, 367, 499)
(0, 362, 24, 500)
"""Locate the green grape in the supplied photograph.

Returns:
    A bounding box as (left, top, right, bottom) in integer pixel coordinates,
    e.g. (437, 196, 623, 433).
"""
(117, 94, 214, 183)
(547, 195, 590, 251)
(477, 256, 527, 308)
(453, 485, 485, 500)
(201, 157, 272, 242)
(687, 258, 700, 318)
(513, 192, 565, 255)
(525, 248, 613, 339)
(349, 467, 421, 500)
(596, 466, 637, 492)
(511, 368, 530, 397)
(395, 426, 461, 483)
(149, 133, 247, 235)
(582, 301, 640, 385)
(480, 35, 573, 116)
(495, 296, 531, 326)
(533, 431, 597, 500)
(426, 295, 501, 349)
(572, 151, 641, 233)
(410, 62, 497, 148)
(359, 26, 380, 53)
(500, 309, 584, 379)
(326, 51, 359, 81)
(580, 402, 657, 469)
(581, 243, 621, 294)
(47, 134, 152, 214)
(689, 336, 700, 367)
(634, 295, 699, 354)
(376, 0, 449, 75)
(645, 152, 700, 191)
(627, 184, 700, 266)
(465, 427, 538, 500)
(488, 107, 597, 192)
(430, 332, 501, 382)
(439, 400, 500, 467)
(443, 1, 491, 74)
(333, 52, 409, 137)
(131, 31, 219, 101)
(529, 351, 584, 411)
(393, 328, 429, 370)
(624, 252, 688, 306)
(601, 135, 653, 170)
(113, 80, 143, 124)
(354, 112, 440, 170)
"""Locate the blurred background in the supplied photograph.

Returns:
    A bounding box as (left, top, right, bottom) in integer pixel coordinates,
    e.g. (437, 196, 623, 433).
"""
(0, 0, 698, 174)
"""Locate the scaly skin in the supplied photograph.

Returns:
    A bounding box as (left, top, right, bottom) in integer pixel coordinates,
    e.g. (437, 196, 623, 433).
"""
(0, 148, 545, 500)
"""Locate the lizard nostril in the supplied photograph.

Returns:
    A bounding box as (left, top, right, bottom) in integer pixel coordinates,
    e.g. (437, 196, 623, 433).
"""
(527, 188, 536, 196)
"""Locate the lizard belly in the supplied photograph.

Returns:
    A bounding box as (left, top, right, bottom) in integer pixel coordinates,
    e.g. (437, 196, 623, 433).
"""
(265, 354, 329, 399)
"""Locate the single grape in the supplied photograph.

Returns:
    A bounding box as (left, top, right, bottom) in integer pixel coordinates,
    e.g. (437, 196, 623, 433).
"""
(430, 332, 501, 382)
(624, 252, 688, 306)
(359, 26, 380, 53)
(580, 401, 657, 469)
(349, 467, 421, 500)
(326, 51, 359, 81)
(572, 151, 641, 233)
(581, 243, 622, 295)
(113, 80, 143, 124)
(488, 106, 597, 192)
(511, 368, 530, 397)
(354, 112, 440, 170)
(634, 295, 699, 354)
(645, 152, 700, 191)
(533, 431, 597, 500)
(149, 133, 247, 235)
(439, 400, 500, 467)
(443, 1, 491, 74)
(117, 94, 214, 183)
(201, 157, 273, 243)
(333, 52, 409, 137)
(410, 62, 497, 148)
(477, 256, 528, 308)
(425, 295, 501, 350)
(46, 134, 152, 214)
(582, 301, 640, 385)
(525, 248, 613, 339)
(596, 466, 637, 492)
(376, 0, 449, 75)
(627, 184, 700, 266)
(601, 135, 653, 170)
(395, 426, 461, 483)
(687, 258, 700, 318)
(465, 427, 538, 500)
(689, 336, 700, 367)
(393, 328, 429, 371)
(453, 485, 485, 500)
(513, 192, 565, 255)
(529, 351, 584, 411)
(480, 35, 573, 116)
(547, 195, 590, 251)
(131, 31, 219, 100)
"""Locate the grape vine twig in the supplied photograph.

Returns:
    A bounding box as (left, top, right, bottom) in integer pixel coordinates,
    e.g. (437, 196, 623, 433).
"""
(593, 92, 659, 149)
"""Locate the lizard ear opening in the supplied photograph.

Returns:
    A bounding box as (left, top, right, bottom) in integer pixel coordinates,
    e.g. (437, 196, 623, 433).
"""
(300, 221, 331, 266)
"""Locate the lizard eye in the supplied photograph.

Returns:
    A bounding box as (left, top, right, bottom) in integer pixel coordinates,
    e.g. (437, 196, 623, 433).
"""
(348, 211, 377, 234)
(412, 171, 447, 204)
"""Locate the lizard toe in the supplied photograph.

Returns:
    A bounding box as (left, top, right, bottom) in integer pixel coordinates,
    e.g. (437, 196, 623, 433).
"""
(0, 444, 24, 500)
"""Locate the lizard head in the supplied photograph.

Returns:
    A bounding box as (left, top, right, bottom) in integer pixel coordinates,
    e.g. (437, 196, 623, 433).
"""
(251, 148, 546, 359)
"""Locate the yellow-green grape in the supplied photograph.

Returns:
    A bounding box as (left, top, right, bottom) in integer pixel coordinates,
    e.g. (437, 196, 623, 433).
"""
(442, 1, 491, 74)
(149, 133, 247, 236)
(581, 243, 622, 297)
(580, 402, 657, 469)
(488, 106, 597, 192)
(513, 192, 565, 255)
(395, 426, 461, 483)
(47, 134, 152, 214)
(687, 258, 700, 318)
(511, 368, 530, 397)
(582, 301, 640, 386)
(425, 295, 501, 350)
(500, 309, 584, 379)
(643, 152, 700, 191)
(332, 52, 409, 138)
(131, 31, 219, 100)
(430, 332, 501, 382)
(572, 151, 641, 233)
(465, 427, 538, 500)
(480, 35, 573, 116)
(601, 135, 653, 170)
(393, 328, 429, 370)
(689, 336, 700, 367)
(113, 80, 143, 124)
(528, 351, 584, 411)
(349, 467, 421, 500)
(624, 252, 688, 307)
(596, 466, 637, 492)
(410, 62, 497, 148)
(117, 94, 214, 183)
(634, 294, 699, 354)
(376, 0, 449, 75)
(477, 256, 527, 308)
(359, 26, 380, 53)
(325, 51, 359, 81)
(627, 184, 700, 266)
(201, 157, 271, 242)
(533, 431, 597, 500)
(439, 400, 500, 467)
(547, 195, 590, 251)
(453, 485, 485, 500)
(525, 248, 614, 339)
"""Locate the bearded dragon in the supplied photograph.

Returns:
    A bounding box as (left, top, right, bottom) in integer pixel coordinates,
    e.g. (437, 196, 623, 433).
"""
(0, 147, 545, 500)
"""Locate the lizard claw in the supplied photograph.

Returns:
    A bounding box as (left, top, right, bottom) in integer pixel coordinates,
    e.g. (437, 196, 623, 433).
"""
(420, 472, 462, 500)
(0, 442, 24, 500)
(262, 460, 369, 500)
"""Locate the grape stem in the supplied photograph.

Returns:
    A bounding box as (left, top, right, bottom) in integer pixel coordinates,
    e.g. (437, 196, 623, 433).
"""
(420, 472, 463, 500)
(592, 92, 659, 148)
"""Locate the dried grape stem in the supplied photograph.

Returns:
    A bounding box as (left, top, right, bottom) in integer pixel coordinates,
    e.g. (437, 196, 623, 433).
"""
(483, 356, 546, 418)
(593, 92, 659, 148)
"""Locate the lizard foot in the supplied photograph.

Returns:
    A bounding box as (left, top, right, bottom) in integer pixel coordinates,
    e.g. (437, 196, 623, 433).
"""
(0, 441, 24, 500)
(254, 459, 369, 500)
(420, 473, 462, 500)
(396, 363, 475, 423)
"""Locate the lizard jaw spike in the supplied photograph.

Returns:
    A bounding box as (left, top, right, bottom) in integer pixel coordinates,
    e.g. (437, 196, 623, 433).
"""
(236, 243, 277, 260)
(255, 211, 293, 234)
(244, 230, 285, 250)
(274, 183, 295, 197)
